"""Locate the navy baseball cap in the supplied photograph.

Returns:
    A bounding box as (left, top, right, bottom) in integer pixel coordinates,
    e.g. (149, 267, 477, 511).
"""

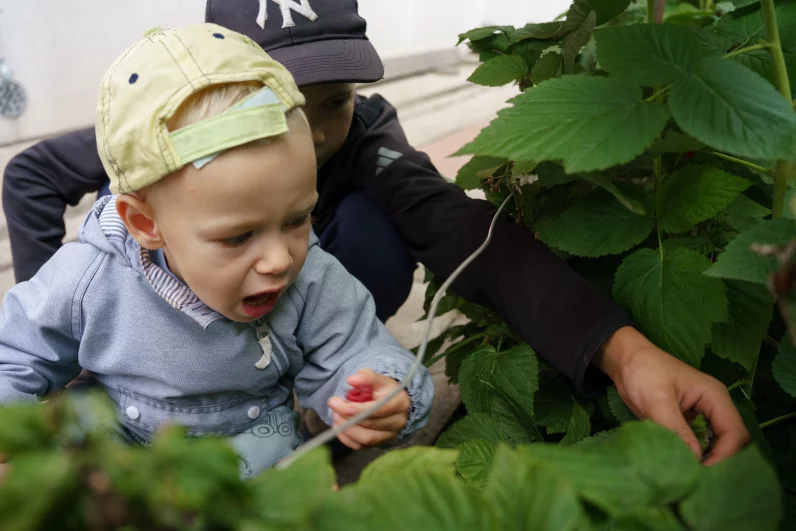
(206, 0, 384, 86)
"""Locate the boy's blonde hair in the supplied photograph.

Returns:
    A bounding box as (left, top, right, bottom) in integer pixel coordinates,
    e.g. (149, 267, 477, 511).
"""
(166, 81, 263, 132)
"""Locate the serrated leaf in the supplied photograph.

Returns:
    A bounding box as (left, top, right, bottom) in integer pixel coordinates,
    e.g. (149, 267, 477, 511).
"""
(457, 25, 513, 45)
(717, 3, 796, 46)
(669, 56, 796, 161)
(562, 10, 596, 74)
(596, 24, 701, 86)
(711, 280, 773, 370)
(532, 51, 562, 84)
(567, 0, 633, 27)
(561, 400, 591, 445)
(485, 446, 585, 531)
(511, 160, 538, 176)
(576, 429, 618, 447)
(456, 440, 496, 488)
(468, 33, 514, 62)
(607, 385, 637, 422)
(359, 447, 457, 484)
(537, 190, 654, 257)
(459, 344, 538, 417)
(514, 21, 567, 40)
(705, 219, 796, 284)
(456, 76, 669, 173)
(321, 469, 497, 531)
(733, 50, 796, 89)
(536, 161, 579, 187)
(679, 446, 782, 531)
(436, 412, 509, 448)
(468, 55, 529, 87)
(454, 155, 505, 190)
(614, 247, 729, 366)
(657, 165, 752, 234)
(535, 374, 586, 434)
(730, 0, 758, 8)
(648, 131, 706, 153)
(773, 339, 796, 399)
(251, 448, 335, 526)
(518, 421, 700, 516)
(723, 194, 771, 219)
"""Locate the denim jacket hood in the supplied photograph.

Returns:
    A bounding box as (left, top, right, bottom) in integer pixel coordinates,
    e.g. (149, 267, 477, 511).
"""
(0, 196, 432, 443)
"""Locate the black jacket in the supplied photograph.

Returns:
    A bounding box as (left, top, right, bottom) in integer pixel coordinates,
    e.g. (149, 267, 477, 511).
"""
(2, 94, 631, 391)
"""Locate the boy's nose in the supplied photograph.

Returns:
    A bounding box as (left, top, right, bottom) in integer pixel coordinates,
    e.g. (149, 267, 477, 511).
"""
(311, 126, 325, 147)
(254, 243, 291, 277)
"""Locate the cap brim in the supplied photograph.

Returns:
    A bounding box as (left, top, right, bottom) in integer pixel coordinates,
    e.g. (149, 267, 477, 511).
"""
(267, 38, 384, 86)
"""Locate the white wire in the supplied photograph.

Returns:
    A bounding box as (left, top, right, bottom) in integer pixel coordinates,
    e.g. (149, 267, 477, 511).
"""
(277, 193, 513, 469)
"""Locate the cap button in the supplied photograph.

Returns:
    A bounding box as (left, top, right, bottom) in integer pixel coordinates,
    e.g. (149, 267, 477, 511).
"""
(125, 406, 140, 420)
(144, 26, 162, 37)
(247, 406, 261, 420)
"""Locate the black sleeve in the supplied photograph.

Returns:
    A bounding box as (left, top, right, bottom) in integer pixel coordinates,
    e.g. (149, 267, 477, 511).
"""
(354, 96, 632, 393)
(2, 127, 108, 283)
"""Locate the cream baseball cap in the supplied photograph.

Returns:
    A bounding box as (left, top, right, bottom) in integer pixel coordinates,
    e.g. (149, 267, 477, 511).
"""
(96, 23, 305, 194)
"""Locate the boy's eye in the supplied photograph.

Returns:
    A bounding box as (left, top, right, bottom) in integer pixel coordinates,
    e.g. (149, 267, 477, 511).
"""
(326, 94, 353, 109)
(221, 232, 253, 246)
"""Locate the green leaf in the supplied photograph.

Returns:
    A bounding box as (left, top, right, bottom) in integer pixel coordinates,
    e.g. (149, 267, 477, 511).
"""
(468, 33, 514, 62)
(648, 131, 706, 153)
(576, 429, 618, 447)
(320, 470, 497, 531)
(705, 219, 796, 284)
(535, 374, 587, 435)
(536, 161, 579, 187)
(250, 448, 335, 527)
(436, 412, 510, 448)
(723, 194, 771, 219)
(679, 446, 782, 531)
(613, 422, 701, 504)
(459, 343, 539, 417)
(467, 55, 529, 87)
(657, 165, 752, 234)
(668, 56, 796, 161)
(514, 21, 567, 40)
(456, 76, 669, 173)
(511, 159, 538, 177)
(711, 280, 774, 371)
(595, 24, 701, 86)
(567, 0, 633, 27)
(614, 247, 729, 367)
(454, 155, 505, 190)
(456, 440, 496, 488)
(607, 385, 637, 422)
(537, 190, 654, 257)
(359, 447, 457, 484)
(0, 453, 77, 531)
(531, 51, 562, 84)
(518, 421, 700, 516)
(730, 0, 759, 8)
(733, 50, 796, 89)
(457, 25, 513, 45)
(773, 339, 796, 399)
(485, 445, 585, 531)
(717, 3, 796, 46)
(561, 400, 591, 445)
(562, 10, 596, 75)
(612, 509, 687, 531)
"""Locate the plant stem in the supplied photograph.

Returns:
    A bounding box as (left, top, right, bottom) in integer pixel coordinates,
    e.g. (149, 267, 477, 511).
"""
(644, 84, 672, 103)
(424, 332, 486, 367)
(727, 380, 743, 392)
(647, 0, 655, 24)
(706, 151, 771, 174)
(723, 43, 770, 60)
(760, 0, 795, 219)
(759, 411, 796, 430)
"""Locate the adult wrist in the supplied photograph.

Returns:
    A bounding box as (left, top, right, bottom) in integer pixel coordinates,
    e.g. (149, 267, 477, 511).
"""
(592, 326, 649, 382)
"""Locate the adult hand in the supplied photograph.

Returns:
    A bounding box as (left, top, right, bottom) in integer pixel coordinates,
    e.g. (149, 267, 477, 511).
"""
(594, 326, 750, 465)
(327, 369, 411, 450)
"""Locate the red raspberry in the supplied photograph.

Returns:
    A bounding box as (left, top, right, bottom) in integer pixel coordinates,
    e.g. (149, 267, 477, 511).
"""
(684, 151, 695, 159)
(346, 384, 373, 403)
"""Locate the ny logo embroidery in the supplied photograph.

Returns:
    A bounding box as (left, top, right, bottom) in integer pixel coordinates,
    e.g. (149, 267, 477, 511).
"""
(257, 0, 318, 30)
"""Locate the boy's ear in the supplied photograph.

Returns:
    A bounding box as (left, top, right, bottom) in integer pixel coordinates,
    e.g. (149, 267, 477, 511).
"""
(115, 194, 165, 250)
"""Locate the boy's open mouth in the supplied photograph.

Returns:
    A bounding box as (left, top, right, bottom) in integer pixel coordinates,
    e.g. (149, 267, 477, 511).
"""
(241, 289, 282, 318)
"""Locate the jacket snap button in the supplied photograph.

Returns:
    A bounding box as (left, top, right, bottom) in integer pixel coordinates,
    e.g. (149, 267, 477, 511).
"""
(126, 406, 140, 420)
(247, 406, 261, 420)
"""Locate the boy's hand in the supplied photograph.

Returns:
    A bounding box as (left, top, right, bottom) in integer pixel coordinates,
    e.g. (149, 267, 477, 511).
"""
(327, 369, 411, 450)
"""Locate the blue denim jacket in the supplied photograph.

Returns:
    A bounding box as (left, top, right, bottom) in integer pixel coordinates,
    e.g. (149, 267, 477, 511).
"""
(0, 196, 432, 445)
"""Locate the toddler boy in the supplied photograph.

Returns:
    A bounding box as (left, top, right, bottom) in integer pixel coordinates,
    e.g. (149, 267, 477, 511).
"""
(0, 23, 432, 477)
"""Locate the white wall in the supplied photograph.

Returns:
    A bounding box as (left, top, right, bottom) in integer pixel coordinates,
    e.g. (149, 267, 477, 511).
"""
(0, 0, 571, 145)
